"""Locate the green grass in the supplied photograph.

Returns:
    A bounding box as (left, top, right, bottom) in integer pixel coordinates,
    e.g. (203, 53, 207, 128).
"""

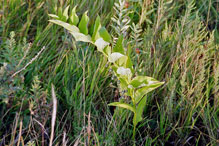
(0, 0, 219, 145)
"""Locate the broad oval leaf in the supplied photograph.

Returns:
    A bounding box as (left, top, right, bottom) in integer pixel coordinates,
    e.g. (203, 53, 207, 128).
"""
(70, 6, 79, 26)
(92, 16, 101, 42)
(118, 77, 129, 90)
(130, 76, 154, 88)
(113, 35, 124, 54)
(48, 14, 59, 19)
(103, 46, 111, 56)
(70, 32, 92, 43)
(58, 7, 63, 19)
(135, 81, 164, 104)
(117, 55, 128, 66)
(136, 95, 147, 124)
(108, 102, 135, 113)
(49, 19, 79, 33)
(63, 5, 70, 21)
(125, 56, 133, 71)
(99, 27, 111, 42)
(117, 56, 133, 73)
(78, 11, 89, 35)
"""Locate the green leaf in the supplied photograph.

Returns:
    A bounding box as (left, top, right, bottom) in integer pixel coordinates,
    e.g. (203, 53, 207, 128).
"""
(92, 16, 101, 42)
(78, 11, 89, 35)
(125, 56, 133, 71)
(126, 45, 132, 56)
(99, 27, 111, 42)
(63, 5, 70, 21)
(117, 55, 128, 66)
(69, 6, 79, 26)
(103, 46, 111, 56)
(58, 7, 63, 19)
(135, 80, 164, 103)
(69, 32, 92, 43)
(48, 14, 59, 19)
(136, 95, 147, 124)
(111, 65, 118, 73)
(49, 19, 80, 33)
(130, 76, 152, 88)
(118, 77, 129, 91)
(108, 102, 135, 113)
(116, 56, 133, 73)
(113, 35, 124, 54)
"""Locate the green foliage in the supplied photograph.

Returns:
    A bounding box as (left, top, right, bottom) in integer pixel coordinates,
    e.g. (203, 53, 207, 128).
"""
(92, 15, 101, 41)
(49, 7, 164, 140)
(0, 32, 27, 102)
(99, 27, 112, 43)
(1, 0, 219, 145)
(78, 11, 89, 35)
(130, 23, 143, 48)
(111, 0, 131, 40)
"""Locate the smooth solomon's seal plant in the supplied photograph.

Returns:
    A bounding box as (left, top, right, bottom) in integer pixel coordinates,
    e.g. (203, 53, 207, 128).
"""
(48, 5, 164, 141)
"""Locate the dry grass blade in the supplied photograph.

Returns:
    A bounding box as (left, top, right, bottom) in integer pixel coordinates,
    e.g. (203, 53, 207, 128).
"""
(33, 118, 49, 137)
(62, 131, 68, 146)
(11, 46, 45, 78)
(17, 43, 32, 67)
(87, 112, 91, 145)
(9, 113, 19, 146)
(73, 138, 80, 146)
(17, 121, 23, 146)
(49, 84, 58, 146)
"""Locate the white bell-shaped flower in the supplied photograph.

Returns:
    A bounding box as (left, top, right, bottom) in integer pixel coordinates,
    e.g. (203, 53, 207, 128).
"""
(117, 67, 131, 76)
(108, 52, 124, 63)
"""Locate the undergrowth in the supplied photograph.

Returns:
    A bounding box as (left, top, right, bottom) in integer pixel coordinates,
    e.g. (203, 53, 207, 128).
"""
(0, 0, 218, 145)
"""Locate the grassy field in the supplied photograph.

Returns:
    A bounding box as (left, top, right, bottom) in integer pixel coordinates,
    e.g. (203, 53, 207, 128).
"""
(0, 0, 219, 145)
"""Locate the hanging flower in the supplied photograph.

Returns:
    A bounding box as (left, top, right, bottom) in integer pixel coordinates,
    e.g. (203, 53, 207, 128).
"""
(117, 67, 131, 76)
(108, 52, 124, 63)
(94, 38, 109, 52)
